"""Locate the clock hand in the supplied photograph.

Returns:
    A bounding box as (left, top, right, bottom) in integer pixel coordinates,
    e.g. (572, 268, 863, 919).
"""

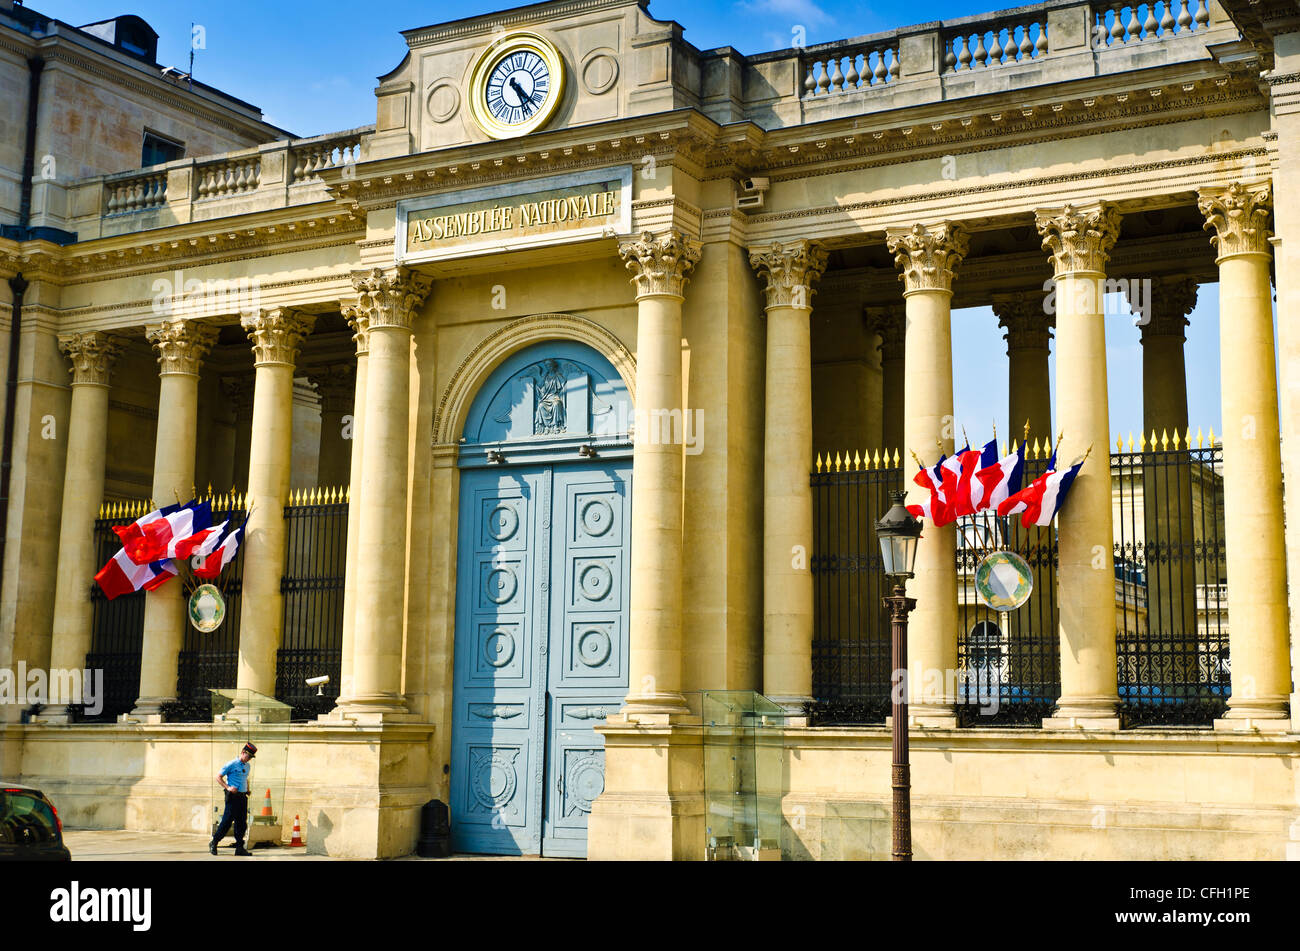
(509, 77, 533, 115)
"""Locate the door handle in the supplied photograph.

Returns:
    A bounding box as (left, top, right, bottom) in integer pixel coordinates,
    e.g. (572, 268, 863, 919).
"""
(556, 775, 564, 796)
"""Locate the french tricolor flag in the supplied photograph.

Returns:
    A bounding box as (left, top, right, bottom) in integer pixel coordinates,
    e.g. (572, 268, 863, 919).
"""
(907, 454, 949, 523)
(94, 549, 178, 600)
(193, 518, 246, 580)
(975, 440, 1026, 512)
(115, 500, 213, 564)
(997, 452, 1087, 527)
(946, 439, 999, 519)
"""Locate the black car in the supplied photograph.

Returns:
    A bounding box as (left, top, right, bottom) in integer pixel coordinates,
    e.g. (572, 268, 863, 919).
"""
(0, 784, 71, 860)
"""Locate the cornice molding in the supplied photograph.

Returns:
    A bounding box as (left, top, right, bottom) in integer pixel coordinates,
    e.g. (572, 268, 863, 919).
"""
(402, 0, 634, 45)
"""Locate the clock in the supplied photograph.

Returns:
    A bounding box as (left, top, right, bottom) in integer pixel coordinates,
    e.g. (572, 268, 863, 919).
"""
(468, 31, 566, 140)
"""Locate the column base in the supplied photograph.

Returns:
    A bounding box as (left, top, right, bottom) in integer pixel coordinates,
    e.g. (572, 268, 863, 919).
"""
(333, 693, 411, 722)
(1214, 716, 1292, 734)
(618, 692, 693, 723)
(1042, 716, 1122, 731)
(124, 697, 172, 723)
(1221, 698, 1290, 722)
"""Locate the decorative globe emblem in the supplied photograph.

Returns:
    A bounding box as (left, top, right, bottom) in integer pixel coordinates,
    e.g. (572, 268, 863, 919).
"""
(973, 551, 1034, 612)
(188, 583, 226, 633)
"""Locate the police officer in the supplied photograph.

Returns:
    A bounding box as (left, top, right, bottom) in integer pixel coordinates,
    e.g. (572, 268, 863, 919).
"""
(209, 742, 256, 856)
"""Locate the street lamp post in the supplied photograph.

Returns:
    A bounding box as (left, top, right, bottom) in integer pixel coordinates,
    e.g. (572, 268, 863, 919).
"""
(876, 490, 921, 861)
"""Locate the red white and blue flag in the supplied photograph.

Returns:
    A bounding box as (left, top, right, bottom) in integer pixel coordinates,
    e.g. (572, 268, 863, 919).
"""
(93, 549, 178, 600)
(114, 500, 214, 564)
(997, 451, 1087, 527)
(975, 440, 1026, 512)
(193, 518, 247, 580)
(908, 454, 949, 523)
(945, 440, 999, 520)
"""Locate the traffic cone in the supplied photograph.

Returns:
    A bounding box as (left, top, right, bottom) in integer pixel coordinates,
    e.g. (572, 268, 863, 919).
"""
(289, 815, 305, 847)
(261, 789, 273, 817)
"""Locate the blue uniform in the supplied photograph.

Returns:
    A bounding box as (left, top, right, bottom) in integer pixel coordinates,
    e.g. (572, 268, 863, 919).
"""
(219, 758, 250, 793)
(211, 756, 251, 851)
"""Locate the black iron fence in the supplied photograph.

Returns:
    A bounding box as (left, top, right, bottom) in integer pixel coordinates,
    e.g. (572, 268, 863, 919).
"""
(1113, 436, 1228, 726)
(84, 488, 348, 724)
(275, 487, 347, 719)
(808, 437, 1228, 728)
(82, 501, 151, 722)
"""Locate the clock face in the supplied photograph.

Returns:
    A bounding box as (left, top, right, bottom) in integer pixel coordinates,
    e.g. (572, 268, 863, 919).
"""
(468, 32, 566, 139)
(485, 50, 551, 127)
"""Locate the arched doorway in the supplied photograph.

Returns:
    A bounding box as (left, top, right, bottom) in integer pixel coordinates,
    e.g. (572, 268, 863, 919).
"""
(450, 340, 633, 857)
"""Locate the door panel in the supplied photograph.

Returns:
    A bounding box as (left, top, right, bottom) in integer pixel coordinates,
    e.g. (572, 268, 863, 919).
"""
(452, 461, 630, 857)
(451, 469, 548, 855)
(543, 463, 631, 856)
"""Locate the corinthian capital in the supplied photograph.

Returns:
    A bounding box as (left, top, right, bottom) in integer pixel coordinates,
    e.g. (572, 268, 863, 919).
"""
(748, 241, 828, 310)
(241, 308, 315, 368)
(991, 293, 1053, 354)
(309, 365, 356, 414)
(59, 331, 125, 386)
(864, 304, 906, 361)
(341, 302, 370, 356)
(1035, 202, 1122, 277)
(351, 267, 431, 331)
(146, 319, 219, 376)
(1198, 182, 1273, 260)
(1135, 276, 1197, 341)
(886, 222, 968, 294)
(618, 230, 702, 299)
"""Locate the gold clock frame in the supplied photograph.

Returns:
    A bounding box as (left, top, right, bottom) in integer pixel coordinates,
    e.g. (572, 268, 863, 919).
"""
(467, 31, 566, 140)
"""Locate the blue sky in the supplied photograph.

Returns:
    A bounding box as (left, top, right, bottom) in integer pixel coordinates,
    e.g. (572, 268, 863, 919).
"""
(39, 0, 1238, 438)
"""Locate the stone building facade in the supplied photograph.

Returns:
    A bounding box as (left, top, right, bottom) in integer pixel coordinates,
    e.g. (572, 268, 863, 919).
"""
(2, 0, 1300, 859)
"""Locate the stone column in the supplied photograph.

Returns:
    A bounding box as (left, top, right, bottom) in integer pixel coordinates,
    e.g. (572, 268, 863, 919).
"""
(221, 376, 254, 491)
(887, 222, 968, 727)
(1036, 202, 1122, 729)
(866, 303, 906, 455)
(992, 292, 1054, 443)
(750, 241, 828, 715)
(47, 333, 123, 708)
(236, 309, 314, 696)
(309, 365, 355, 489)
(611, 231, 701, 720)
(132, 319, 218, 718)
(337, 306, 368, 707)
(335, 268, 429, 718)
(1133, 276, 1198, 664)
(991, 291, 1056, 670)
(1199, 183, 1290, 726)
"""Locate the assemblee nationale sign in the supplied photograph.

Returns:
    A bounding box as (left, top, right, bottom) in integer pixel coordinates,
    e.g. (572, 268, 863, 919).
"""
(395, 166, 633, 265)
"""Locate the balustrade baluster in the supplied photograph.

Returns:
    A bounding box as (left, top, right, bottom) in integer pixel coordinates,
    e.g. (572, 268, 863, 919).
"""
(845, 53, 859, 89)
(1177, 0, 1192, 30)
(958, 34, 972, 69)
(816, 60, 830, 94)
(989, 29, 1004, 65)
(830, 57, 845, 92)
(1159, 1, 1175, 33)
(1126, 5, 1142, 40)
(973, 32, 988, 66)
(1143, 3, 1158, 37)
(1194, 0, 1208, 27)
(1019, 26, 1034, 59)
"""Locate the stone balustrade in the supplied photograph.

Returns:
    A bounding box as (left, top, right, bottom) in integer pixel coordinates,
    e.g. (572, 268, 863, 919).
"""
(1092, 0, 1210, 47)
(944, 12, 1050, 71)
(803, 37, 900, 96)
(290, 132, 363, 184)
(196, 154, 262, 200)
(103, 169, 167, 216)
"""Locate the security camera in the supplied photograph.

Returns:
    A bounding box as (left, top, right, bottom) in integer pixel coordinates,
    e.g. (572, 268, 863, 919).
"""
(736, 176, 770, 212)
(305, 674, 330, 696)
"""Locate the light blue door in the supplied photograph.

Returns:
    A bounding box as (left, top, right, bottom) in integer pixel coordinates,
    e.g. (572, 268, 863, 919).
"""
(451, 460, 630, 856)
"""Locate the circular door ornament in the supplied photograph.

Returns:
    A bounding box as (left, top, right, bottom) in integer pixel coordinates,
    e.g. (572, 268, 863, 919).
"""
(576, 627, 612, 667)
(484, 629, 516, 668)
(578, 563, 613, 601)
(487, 503, 519, 541)
(579, 498, 613, 537)
(973, 550, 1034, 612)
(188, 583, 226, 633)
(467, 31, 566, 139)
(566, 755, 605, 813)
(485, 566, 518, 604)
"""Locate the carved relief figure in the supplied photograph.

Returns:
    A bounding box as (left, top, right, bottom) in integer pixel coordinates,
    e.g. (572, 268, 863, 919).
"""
(533, 359, 567, 434)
